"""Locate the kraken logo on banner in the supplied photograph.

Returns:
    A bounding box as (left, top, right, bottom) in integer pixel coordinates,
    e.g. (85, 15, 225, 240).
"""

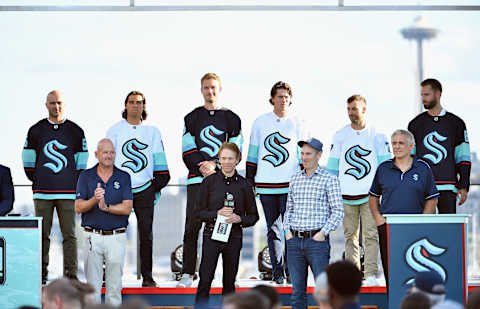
(404, 237, 447, 285)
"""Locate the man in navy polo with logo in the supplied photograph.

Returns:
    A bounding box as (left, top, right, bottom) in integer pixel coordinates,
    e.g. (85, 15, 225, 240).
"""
(369, 129, 439, 286)
(75, 138, 133, 305)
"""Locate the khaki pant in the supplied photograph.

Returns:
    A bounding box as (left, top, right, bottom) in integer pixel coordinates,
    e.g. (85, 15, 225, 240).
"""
(84, 231, 126, 305)
(34, 199, 77, 280)
(343, 202, 379, 277)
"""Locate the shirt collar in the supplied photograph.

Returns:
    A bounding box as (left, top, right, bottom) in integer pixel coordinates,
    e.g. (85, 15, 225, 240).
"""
(301, 165, 322, 176)
(47, 117, 66, 125)
(221, 170, 239, 183)
(439, 108, 446, 116)
(93, 163, 119, 181)
(389, 156, 419, 170)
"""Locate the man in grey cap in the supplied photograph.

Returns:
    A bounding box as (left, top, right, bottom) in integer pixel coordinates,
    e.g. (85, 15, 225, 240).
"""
(284, 138, 344, 309)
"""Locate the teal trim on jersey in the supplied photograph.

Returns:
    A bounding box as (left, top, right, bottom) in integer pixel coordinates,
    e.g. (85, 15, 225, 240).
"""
(377, 154, 391, 164)
(436, 184, 458, 193)
(74, 151, 89, 170)
(343, 197, 369, 205)
(256, 187, 289, 194)
(132, 181, 151, 194)
(187, 176, 203, 185)
(228, 133, 244, 151)
(411, 146, 416, 155)
(34, 193, 76, 200)
(326, 158, 339, 176)
(182, 132, 196, 152)
(454, 142, 471, 163)
(153, 152, 168, 171)
(247, 144, 259, 164)
(297, 145, 302, 165)
(22, 149, 36, 167)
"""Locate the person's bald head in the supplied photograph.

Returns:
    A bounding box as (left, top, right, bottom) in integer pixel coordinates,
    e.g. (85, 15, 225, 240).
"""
(97, 138, 114, 151)
(95, 138, 115, 168)
(46, 90, 62, 102)
(45, 90, 65, 120)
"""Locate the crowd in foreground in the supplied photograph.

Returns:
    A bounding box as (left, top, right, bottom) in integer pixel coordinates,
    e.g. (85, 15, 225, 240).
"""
(14, 261, 480, 309)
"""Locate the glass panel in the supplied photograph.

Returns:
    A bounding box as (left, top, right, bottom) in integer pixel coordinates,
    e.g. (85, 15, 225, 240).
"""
(0, 0, 128, 5)
(345, 0, 480, 5)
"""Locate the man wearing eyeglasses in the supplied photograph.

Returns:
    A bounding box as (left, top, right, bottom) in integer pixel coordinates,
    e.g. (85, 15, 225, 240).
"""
(106, 91, 170, 287)
(22, 90, 89, 284)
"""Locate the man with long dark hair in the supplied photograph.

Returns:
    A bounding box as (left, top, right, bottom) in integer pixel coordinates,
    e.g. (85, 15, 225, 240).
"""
(106, 91, 170, 287)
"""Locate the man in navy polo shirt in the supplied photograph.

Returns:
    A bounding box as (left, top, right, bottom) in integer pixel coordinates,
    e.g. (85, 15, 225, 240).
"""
(369, 129, 438, 286)
(75, 138, 133, 305)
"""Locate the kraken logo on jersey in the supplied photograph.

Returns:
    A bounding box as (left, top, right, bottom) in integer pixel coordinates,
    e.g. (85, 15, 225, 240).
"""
(199, 125, 224, 157)
(43, 140, 68, 173)
(404, 238, 447, 285)
(121, 138, 148, 173)
(423, 131, 447, 164)
(262, 132, 290, 167)
(344, 145, 372, 180)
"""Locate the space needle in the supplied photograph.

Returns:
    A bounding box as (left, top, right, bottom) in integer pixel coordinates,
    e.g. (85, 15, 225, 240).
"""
(401, 16, 439, 114)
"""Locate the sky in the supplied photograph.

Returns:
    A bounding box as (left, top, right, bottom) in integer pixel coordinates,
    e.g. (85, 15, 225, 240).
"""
(1, 7, 479, 196)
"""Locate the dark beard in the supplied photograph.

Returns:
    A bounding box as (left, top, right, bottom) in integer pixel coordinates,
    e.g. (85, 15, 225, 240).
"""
(423, 99, 438, 110)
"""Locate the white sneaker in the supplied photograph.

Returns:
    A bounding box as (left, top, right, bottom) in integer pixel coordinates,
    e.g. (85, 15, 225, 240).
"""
(362, 276, 379, 287)
(177, 274, 193, 287)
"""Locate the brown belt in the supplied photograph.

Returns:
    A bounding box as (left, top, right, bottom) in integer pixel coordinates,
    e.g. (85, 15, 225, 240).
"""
(84, 226, 126, 235)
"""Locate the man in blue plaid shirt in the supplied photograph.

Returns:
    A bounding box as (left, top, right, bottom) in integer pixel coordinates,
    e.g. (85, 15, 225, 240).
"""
(284, 137, 344, 309)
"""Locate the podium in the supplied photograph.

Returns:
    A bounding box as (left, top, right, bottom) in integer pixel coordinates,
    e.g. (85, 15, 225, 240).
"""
(0, 217, 42, 309)
(385, 214, 468, 309)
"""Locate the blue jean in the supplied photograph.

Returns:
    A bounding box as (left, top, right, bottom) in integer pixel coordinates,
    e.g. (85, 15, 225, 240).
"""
(259, 194, 289, 279)
(287, 235, 330, 309)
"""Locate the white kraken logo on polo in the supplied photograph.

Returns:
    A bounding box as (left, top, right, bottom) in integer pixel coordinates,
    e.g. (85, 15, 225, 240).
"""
(413, 174, 419, 181)
(114, 181, 120, 190)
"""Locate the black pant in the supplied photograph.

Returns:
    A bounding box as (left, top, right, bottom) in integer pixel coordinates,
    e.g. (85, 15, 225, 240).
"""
(182, 184, 203, 275)
(195, 234, 242, 309)
(133, 185, 155, 281)
(378, 223, 388, 289)
(437, 191, 457, 214)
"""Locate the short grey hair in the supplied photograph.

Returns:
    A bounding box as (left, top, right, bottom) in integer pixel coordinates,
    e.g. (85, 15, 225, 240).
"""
(392, 129, 415, 146)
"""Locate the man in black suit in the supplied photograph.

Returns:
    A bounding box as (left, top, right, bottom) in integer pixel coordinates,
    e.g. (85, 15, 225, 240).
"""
(0, 164, 14, 215)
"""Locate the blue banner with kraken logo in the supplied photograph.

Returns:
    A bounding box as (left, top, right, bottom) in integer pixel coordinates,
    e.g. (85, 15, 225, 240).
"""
(387, 215, 467, 309)
(0, 218, 41, 309)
